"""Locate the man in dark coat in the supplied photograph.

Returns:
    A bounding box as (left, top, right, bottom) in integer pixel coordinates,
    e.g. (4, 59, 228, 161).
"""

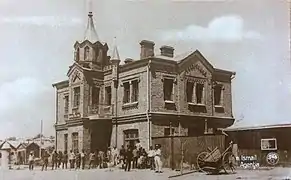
(124, 145, 133, 171)
(62, 151, 68, 169)
(81, 149, 86, 170)
(51, 151, 58, 170)
(58, 151, 63, 168)
(119, 145, 126, 169)
(41, 151, 50, 171)
(75, 151, 81, 169)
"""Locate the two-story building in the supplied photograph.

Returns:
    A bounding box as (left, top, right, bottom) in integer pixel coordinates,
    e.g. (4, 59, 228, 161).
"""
(52, 11, 236, 153)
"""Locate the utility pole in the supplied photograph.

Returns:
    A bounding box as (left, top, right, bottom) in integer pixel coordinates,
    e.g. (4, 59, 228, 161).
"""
(39, 120, 43, 158)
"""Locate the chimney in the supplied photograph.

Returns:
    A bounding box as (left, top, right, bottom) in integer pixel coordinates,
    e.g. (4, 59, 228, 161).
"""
(160, 45, 174, 57)
(140, 40, 155, 59)
(124, 58, 134, 64)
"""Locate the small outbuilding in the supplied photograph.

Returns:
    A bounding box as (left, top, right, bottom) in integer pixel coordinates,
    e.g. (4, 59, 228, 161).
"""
(225, 123, 291, 166)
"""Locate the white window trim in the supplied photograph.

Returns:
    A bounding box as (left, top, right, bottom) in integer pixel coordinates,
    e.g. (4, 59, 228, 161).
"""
(162, 76, 176, 102)
(186, 78, 206, 106)
(214, 84, 224, 107)
(261, 138, 277, 151)
(122, 79, 140, 105)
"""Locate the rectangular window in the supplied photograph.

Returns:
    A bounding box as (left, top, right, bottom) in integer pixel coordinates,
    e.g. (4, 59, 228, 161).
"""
(164, 128, 175, 136)
(214, 85, 223, 105)
(64, 95, 69, 114)
(163, 78, 174, 101)
(73, 87, 80, 107)
(92, 86, 100, 105)
(261, 138, 277, 151)
(105, 86, 112, 105)
(123, 82, 130, 103)
(131, 80, 139, 102)
(72, 132, 79, 152)
(195, 83, 204, 104)
(186, 81, 194, 102)
(64, 134, 68, 152)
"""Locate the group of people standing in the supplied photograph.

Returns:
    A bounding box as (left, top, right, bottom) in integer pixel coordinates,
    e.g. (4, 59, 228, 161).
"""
(27, 141, 163, 173)
(42, 150, 86, 171)
(119, 142, 163, 173)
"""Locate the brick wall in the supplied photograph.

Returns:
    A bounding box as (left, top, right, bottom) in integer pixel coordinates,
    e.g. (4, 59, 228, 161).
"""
(56, 130, 67, 151)
(83, 125, 91, 154)
(114, 66, 148, 117)
(56, 88, 69, 125)
(151, 120, 188, 138)
(114, 121, 149, 149)
(67, 125, 84, 152)
(68, 69, 84, 117)
(150, 60, 233, 118)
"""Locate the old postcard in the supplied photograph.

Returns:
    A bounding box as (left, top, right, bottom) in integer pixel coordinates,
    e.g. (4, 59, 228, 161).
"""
(0, 0, 290, 179)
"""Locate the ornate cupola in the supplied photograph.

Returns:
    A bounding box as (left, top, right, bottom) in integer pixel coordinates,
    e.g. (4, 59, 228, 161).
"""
(73, 11, 109, 70)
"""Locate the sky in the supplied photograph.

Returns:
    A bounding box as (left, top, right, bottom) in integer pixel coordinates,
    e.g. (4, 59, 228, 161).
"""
(0, 0, 290, 139)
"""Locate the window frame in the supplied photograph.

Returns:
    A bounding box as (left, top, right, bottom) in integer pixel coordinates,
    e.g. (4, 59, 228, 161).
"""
(164, 127, 175, 136)
(195, 83, 205, 105)
(91, 86, 100, 106)
(131, 80, 139, 103)
(84, 46, 90, 61)
(64, 95, 69, 114)
(261, 138, 277, 151)
(123, 82, 130, 104)
(163, 78, 175, 102)
(124, 129, 139, 141)
(64, 134, 68, 152)
(214, 84, 223, 106)
(186, 81, 194, 103)
(75, 48, 80, 61)
(105, 86, 112, 106)
(73, 87, 80, 108)
(72, 132, 79, 152)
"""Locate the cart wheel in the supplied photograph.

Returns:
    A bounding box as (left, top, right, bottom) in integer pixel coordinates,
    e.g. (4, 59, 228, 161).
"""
(222, 152, 236, 174)
(196, 152, 208, 173)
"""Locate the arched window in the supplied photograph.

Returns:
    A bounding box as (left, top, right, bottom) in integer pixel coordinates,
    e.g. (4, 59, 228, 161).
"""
(84, 46, 90, 60)
(75, 48, 80, 61)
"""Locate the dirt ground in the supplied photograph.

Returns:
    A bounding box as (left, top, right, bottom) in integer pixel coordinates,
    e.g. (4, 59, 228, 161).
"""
(1, 166, 291, 180)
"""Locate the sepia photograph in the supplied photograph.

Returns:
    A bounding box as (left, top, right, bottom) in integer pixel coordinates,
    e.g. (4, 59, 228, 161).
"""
(0, 0, 290, 179)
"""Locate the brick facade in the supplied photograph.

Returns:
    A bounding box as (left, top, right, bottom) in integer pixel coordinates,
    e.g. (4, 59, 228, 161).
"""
(52, 11, 236, 153)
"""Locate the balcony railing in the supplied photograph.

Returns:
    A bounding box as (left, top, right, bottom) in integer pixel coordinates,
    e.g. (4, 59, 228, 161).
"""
(68, 107, 81, 119)
(88, 104, 114, 118)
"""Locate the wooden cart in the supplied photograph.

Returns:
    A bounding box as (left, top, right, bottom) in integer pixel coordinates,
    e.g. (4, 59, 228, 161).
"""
(196, 141, 236, 174)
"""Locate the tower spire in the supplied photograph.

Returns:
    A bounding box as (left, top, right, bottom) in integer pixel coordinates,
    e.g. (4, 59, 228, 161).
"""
(84, 0, 99, 42)
(111, 37, 120, 60)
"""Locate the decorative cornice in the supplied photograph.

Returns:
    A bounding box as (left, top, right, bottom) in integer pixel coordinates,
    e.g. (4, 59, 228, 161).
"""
(66, 118, 86, 127)
(112, 113, 147, 121)
(74, 40, 104, 49)
(116, 118, 148, 124)
(55, 123, 68, 131)
(52, 80, 69, 89)
(149, 112, 234, 120)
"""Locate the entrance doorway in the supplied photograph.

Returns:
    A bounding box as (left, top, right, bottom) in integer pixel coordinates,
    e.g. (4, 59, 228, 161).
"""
(90, 120, 112, 152)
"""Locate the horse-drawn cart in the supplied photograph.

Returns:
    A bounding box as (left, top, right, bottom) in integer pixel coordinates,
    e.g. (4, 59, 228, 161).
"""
(196, 141, 236, 174)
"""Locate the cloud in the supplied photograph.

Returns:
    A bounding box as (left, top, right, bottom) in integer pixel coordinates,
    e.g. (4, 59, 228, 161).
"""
(0, 77, 53, 138)
(0, 77, 48, 112)
(160, 15, 262, 42)
(0, 16, 82, 27)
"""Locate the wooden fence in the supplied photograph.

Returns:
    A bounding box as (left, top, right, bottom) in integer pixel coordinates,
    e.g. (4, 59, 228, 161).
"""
(152, 135, 225, 169)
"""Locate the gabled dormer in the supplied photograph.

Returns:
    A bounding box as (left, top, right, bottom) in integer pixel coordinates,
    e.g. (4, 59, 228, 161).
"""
(73, 12, 110, 70)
